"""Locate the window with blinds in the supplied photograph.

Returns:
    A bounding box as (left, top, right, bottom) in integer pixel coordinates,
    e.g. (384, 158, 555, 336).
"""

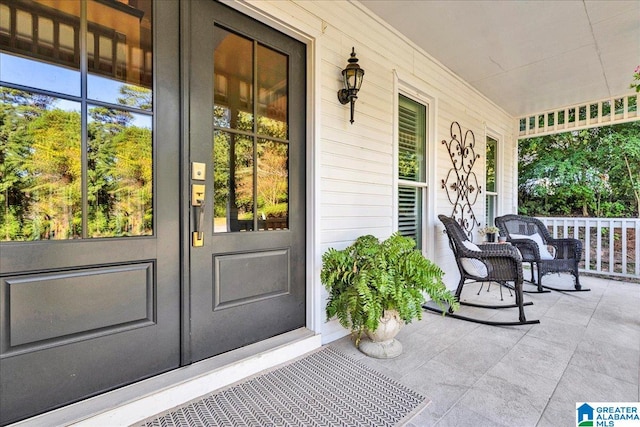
(485, 135, 498, 227)
(398, 94, 427, 249)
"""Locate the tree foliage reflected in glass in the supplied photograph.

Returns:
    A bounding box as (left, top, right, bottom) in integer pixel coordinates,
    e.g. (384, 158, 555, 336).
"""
(0, 89, 81, 239)
(213, 25, 289, 233)
(88, 102, 152, 237)
(0, 0, 153, 241)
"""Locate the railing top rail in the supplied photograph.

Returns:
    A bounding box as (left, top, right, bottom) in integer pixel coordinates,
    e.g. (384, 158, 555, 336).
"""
(537, 217, 640, 226)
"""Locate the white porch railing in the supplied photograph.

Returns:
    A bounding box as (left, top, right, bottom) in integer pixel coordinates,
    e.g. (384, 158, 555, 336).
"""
(537, 217, 640, 279)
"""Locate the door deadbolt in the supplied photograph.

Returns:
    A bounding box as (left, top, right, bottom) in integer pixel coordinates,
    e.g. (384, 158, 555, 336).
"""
(192, 162, 206, 181)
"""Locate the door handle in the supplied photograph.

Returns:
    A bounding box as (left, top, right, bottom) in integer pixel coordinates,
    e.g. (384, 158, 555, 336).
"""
(192, 184, 206, 247)
(193, 201, 205, 247)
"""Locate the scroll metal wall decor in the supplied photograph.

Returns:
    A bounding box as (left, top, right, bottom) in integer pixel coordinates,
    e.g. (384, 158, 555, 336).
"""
(441, 121, 482, 238)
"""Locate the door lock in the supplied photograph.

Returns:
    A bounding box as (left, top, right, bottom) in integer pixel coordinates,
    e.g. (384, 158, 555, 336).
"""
(192, 184, 205, 207)
(192, 162, 206, 181)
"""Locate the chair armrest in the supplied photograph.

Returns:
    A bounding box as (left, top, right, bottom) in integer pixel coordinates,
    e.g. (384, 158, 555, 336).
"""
(477, 243, 521, 259)
(546, 237, 582, 259)
(466, 245, 524, 281)
(507, 239, 540, 261)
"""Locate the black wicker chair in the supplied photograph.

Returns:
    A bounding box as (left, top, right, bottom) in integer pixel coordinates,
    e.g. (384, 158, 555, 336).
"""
(495, 214, 588, 293)
(423, 215, 539, 326)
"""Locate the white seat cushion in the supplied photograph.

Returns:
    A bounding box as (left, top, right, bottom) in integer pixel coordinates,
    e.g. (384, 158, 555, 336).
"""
(460, 240, 488, 277)
(510, 233, 554, 260)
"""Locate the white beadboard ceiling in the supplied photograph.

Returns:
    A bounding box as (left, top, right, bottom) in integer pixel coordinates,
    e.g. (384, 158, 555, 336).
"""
(358, 0, 640, 117)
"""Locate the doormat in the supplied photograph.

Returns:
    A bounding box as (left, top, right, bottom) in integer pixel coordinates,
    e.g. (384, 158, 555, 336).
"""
(136, 346, 429, 427)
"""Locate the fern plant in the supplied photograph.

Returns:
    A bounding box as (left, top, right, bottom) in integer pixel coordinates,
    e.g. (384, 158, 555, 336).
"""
(321, 233, 459, 345)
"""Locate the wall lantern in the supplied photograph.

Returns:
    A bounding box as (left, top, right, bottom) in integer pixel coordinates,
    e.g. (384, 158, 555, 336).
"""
(337, 47, 365, 124)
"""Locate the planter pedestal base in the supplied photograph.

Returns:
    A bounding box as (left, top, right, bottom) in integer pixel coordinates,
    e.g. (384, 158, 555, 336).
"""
(358, 337, 403, 359)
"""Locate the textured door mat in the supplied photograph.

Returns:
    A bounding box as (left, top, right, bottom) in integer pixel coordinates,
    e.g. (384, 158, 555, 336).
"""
(136, 346, 429, 427)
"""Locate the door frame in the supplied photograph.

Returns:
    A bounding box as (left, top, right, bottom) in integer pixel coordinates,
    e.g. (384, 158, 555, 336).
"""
(178, 0, 320, 365)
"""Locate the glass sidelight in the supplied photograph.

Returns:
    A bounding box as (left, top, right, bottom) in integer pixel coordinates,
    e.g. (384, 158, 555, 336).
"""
(212, 26, 289, 233)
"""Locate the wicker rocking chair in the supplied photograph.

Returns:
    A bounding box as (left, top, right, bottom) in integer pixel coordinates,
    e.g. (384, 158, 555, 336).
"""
(423, 215, 539, 326)
(495, 214, 588, 293)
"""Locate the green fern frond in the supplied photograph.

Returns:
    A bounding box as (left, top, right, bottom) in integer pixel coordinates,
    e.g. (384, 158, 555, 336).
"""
(321, 232, 457, 336)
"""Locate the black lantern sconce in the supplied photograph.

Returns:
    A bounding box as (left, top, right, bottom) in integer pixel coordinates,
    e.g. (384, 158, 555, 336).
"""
(337, 47, 365, 124)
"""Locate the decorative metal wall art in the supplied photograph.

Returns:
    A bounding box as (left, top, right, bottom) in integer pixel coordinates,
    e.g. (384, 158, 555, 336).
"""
(441, 121, 482, 238)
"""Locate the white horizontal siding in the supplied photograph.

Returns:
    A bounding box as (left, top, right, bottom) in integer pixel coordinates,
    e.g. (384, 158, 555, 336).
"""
(239, 0, 517, 341)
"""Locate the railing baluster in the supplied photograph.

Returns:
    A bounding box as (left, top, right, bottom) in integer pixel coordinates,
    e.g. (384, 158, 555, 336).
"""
(636, 220, 640, 277)
(622, 220, 628, 275)
(596, 219, 602, 273)
(584, 220, 591, 273)
(609, 221, 615, 273)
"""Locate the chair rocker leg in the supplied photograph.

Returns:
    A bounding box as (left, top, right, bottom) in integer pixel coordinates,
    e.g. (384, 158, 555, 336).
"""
(530, 262, 536, 284)
(537, 284, 590, 292)
(460, 299, 533, 310)
(536, 272, 590, 293)
(422, 302, 540, 326)
(521, 263, 550, 293)
(537, 282, 590, 292)
(422, 279, 539, 326)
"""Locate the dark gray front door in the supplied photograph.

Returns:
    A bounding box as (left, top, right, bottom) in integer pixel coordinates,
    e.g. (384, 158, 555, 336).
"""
(0, 1, 180, 424)
(188, 0, 306, 362)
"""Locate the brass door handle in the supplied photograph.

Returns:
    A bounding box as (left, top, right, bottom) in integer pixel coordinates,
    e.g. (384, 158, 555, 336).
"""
(193, 201, 205, 247)
(192, 182, 206, 247)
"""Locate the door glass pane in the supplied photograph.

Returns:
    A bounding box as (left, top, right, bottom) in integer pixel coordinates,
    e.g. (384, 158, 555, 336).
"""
(213, 130, 254, 232)
(398, 95, 426, 182)
(213, 27, 253, 132)
(1, 1, 81, 96)
(257, 139, 288, 230)
(87, 0, 153, 107)
(0, 52, 81, 96)
(212, 27, 291, 234)
(257, 44, 288, 138)
(398, 186, 422, 248)
(0, 89, 81, 240)
(88, 106, 153, 237)
(1, 0, 153, 241)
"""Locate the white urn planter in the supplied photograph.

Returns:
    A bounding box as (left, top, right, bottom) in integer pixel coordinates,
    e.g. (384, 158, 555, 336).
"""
(358, 309, 404, 359)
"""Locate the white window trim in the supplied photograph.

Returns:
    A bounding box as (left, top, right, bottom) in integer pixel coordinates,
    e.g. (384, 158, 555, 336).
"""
(393, 71, 437, 256)
(485, 126, 503, 222)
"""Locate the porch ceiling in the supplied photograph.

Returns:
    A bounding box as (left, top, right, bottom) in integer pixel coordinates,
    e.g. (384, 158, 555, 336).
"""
(358, 0, 640, 117)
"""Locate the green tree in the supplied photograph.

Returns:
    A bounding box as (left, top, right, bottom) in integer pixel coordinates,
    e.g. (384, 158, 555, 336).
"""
(519, 121, 640, 218)
(596, 122, 640, 217)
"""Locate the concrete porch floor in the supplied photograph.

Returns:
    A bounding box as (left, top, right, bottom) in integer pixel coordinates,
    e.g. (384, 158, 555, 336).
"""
(329, 274, 640, 427)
